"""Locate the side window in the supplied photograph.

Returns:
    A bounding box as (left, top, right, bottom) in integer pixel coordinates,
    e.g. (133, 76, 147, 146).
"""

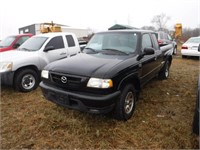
(163, 33, 168, 40)
(16, 36, 30, 45)
(45, 36, 64, 49)
(142, 34, 153, 49)
(151, 33, 159, 50)
(167, 34, 172, 41)
(66, 35, 75, 47)
(159, 32, 164, 39)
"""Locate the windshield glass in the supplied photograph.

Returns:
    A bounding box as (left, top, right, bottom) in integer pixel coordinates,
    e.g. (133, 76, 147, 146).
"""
(18, 36, 48, 51)
(85, 32, 138, 55)
(0, 36, 16, 47)
(186, 37, 200, 44)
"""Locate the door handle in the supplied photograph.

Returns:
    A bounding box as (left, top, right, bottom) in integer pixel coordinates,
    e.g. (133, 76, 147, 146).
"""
(60, 52, 66, 55)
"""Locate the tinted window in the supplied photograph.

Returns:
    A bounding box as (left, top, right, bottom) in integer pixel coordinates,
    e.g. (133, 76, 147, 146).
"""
(66, 35, 75, 47)
(142, 34, 153, 49)
(45, 36, 64, 49)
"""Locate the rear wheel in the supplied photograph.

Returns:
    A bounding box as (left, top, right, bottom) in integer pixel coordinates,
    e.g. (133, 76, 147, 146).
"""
(159, 61, 170, 79)
(14, 69, 39, 92)
(113, 84, 136, 121)
(173, 46, 177, 55)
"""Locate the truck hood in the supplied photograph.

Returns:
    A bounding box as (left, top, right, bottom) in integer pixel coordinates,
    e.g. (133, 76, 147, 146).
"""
(0, 50, 36, 62)
(46, 53, 129, 78)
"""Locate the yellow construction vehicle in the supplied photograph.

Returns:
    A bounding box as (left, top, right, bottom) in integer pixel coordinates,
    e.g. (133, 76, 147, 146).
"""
(40, 21, 62, 33)
(174, 23, 182, 39)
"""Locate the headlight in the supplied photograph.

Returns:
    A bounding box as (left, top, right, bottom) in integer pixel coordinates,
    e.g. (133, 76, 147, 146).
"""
(41, 70, 49, 79)
(0, 62, 13, 73)
(87, 78, 113, 88)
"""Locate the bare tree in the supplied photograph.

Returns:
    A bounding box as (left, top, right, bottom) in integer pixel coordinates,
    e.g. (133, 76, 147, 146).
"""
(151, 13, 170, 31)
(182, 27, 200, 42)
(141, 26, 156, 31)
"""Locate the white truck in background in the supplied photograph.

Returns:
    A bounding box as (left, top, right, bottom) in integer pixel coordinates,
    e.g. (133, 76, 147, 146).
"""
(0, 32, 81, 92)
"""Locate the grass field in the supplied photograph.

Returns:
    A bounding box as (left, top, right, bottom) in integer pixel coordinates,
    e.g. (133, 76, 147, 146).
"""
(1, 49, 199, 149)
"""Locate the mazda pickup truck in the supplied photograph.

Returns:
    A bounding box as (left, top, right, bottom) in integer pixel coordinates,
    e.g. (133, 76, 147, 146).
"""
(0, 32, 81, 92)
(40, 30, 173, 121)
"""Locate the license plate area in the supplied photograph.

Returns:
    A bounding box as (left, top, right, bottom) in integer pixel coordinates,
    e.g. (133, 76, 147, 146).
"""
(57, 94, 69, 105)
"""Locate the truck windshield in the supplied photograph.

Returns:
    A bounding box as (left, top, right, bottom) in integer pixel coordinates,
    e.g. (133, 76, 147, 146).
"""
(85, 32, 138, 55)
(18, 37, 48, 51)
(0, 36, 16, 48)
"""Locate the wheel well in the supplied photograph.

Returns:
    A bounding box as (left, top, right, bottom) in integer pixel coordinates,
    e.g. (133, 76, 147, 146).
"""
(167, 55, 172, 66)
(13, 65, 40, 84)
(118, 76, 141, 93)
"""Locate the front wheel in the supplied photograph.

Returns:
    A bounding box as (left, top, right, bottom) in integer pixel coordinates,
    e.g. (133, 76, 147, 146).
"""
(14, 69, 39, 92)
(113, 84, 136, 121)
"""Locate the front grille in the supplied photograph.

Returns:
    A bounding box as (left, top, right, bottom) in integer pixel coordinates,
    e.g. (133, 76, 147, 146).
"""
(50, 72, 88, 90)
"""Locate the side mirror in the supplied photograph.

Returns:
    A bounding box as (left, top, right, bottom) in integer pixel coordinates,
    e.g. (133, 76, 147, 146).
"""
(137, 47, 155, 61)
(198, 44, 200, 52)
(44, 46, 54, 52)
(13, 43, 20, 49)
(143, 47, 155, 55)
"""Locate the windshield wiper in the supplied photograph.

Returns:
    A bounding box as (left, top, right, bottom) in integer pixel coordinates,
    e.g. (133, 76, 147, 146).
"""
(18, 48, 31, 51)
(101, 48, 128, 55)
(84, 47, 98, 53)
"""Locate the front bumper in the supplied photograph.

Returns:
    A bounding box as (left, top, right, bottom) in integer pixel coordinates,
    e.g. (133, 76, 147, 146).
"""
(0, 71, 14, 86)
(40, 82, 121, 114)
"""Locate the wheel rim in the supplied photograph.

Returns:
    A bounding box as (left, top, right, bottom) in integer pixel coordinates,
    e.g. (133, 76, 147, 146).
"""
(165, 64, 169, 77)
(174, 47, 177, 54)
(21, 74, 36, 90)
(124, 92, 134, 114)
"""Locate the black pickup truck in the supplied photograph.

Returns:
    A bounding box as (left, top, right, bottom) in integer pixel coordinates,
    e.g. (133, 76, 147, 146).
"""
(40, 30, 173, 121)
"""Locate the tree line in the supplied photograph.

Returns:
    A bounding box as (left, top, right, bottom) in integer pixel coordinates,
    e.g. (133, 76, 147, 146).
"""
(141, 13, 200, 42)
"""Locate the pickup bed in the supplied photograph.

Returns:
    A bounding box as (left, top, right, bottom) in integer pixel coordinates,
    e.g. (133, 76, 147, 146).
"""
(0, 32, 81, 92)
(40, 30, 173, 121)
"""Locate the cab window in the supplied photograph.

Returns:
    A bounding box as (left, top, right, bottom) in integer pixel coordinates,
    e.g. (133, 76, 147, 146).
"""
(142, 34, 153, 50)
(45, 36, 64, 49)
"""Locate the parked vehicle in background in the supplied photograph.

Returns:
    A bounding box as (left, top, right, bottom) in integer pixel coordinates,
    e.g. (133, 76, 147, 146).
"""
(0, 32, 81, 92)
(40, 30, 173, 121)
(0, 34, 32, 52)
(155, 31, 177, 55)
(181, 36, 200, 58)
(193, 75, 200, 135)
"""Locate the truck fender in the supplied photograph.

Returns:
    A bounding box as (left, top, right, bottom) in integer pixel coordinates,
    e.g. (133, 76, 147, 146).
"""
(117, 72, 141, 93)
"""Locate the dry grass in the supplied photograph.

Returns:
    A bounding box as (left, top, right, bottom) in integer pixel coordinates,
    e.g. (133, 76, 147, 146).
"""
(1, 48, 199, 149)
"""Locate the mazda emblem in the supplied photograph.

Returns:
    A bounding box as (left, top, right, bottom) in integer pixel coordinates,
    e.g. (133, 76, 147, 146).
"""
(61, 76, 67, 83)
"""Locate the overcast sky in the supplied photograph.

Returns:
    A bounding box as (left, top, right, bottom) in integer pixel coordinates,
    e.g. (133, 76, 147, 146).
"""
(0, 0, 199, 39)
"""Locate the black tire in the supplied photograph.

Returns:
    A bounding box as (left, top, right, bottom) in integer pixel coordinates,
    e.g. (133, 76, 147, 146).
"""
(159, 61, 170, 80)
(173, 46, 177, 55)
(192, 108, 199, 135)
(14, 69, 39, 92)
(182, 55, 187, 58)
(113, 84, 136, 121)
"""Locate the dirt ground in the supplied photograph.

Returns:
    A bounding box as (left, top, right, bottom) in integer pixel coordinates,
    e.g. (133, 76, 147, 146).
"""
(1, 49, 199, 149)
